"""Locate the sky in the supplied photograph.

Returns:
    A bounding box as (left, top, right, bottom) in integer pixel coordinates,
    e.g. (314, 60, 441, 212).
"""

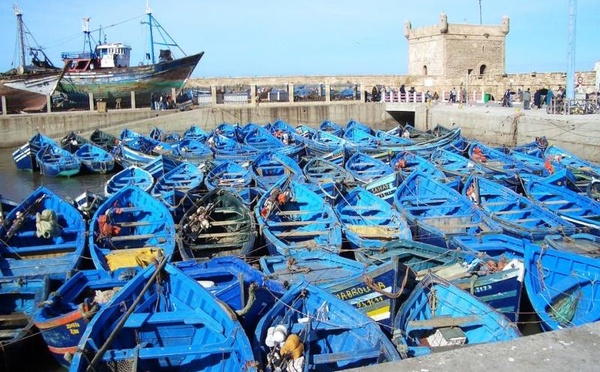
(1, 0, 599, 78)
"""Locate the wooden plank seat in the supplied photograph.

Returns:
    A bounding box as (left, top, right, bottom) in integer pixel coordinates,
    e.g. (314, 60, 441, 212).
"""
(5, 243, 79, 255)
(207, 220, 247, 227)
(482, 200, 513, 207)
(193, 231, 246, 239)
(276, 210, 321, 216)
(404, 203, 465, 210)
(559, 207, 584, 213)
(103, 341, 238, 361)
(407, 315, 482, 329)
(491, 209, 529, 216)
(124, 311, 222, 332)
(109, 234, 164, 242)
(276, 230, 328, 237)
(311, 348, 382, 365)
(541, 199, 570, 205)
(268, 220, 315, 227)
(109, 207, 148, 213)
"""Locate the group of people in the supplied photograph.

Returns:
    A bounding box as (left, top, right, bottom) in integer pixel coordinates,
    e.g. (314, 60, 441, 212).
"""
(503, 86, 567, 110)
(150, 92, 176, 111)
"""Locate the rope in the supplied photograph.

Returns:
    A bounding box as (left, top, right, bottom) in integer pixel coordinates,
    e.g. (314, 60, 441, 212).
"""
(363, 265, 412, 299)
(236, 283, 257, 316)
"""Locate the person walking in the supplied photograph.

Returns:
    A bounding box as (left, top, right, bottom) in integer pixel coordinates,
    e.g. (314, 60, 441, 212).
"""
(505, 89, 512, 107)
(523, 88, 531, 110)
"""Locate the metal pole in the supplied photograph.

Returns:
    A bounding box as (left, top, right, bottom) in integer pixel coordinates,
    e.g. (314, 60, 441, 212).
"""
(14, 6, 26, 69)
(566, 0, 577, 100)
(146, 2, 155, 64)
(479, 0, 483, 25)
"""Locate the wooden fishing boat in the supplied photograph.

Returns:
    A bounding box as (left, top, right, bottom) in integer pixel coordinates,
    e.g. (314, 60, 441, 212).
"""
(89, 185, 176, 271)
(151, 161, 204, 222)
(364, 171, 404, 205)
(141, 154, 181, 180)
(253, 281, 401, 371)
(355, 238, 525, 323)
(544, 145, 600, 179)
(89, 128, 119, 151)
(104, 165, 154, 197)
(392, 273, 521, 357)
(70, 190, 106, 221)
(0, 186, 86, 281)
(12, 133, 57, 171)
(449, 233, 528, 259)
(335, 186, 412, 249)
(0, 275, 50, 371)
(149, 126, 181, 143)
(345, 118, 374, 135)
(302, 157, 352, 204)
(544, 233, 600, 259)
(345, 152, 394, 185)
(468, 140, 544, 176)
(60, 131, 90, 153)
(394, 170, 503, 247)
(119, 134, 164, 168)
(463, 175, 577, 241)
(260, 251, 415, 329)
(255, 175, 342, 255)
(318, 119, 344, 137)
(250, 150, 305, 190)
(523, 177, 600, 235)
(342, 127, 380, 154)
(69, 261, 258, 372)
(182, 125, 209, 142)
(178, 187, 256, 259)
(209, 133, 260, 163)
(171, 138, 213, 165)
(429, 147, 497, 180)
(390, 151, 447, 180)
(375, 127, 463, 158)
(175, 256, 286, 334)
(524, 244, 600, 331)
(74, 143, 115, 174)
(214, 122, 243, 141)
(35, 143, 81, 177)
(204, 160, 253, 192)
(302, 130, 347, 160)
(33, 267, 140, 367)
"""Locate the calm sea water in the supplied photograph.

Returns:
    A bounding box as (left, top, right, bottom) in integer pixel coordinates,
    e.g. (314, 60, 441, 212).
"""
(0, 147, 112, 203)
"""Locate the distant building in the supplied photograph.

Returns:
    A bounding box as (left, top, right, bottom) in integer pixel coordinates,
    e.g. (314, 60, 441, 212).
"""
(404, 13, 510, 79)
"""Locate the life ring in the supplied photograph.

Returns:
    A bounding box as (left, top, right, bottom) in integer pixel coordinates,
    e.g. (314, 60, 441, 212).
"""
(577, 76, 583, 84)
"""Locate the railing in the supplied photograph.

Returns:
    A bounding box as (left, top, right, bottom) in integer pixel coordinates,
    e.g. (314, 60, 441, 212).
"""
(547, 98, 599, 115)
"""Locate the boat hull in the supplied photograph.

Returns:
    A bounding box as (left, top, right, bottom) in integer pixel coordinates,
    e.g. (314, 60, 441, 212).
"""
(57, 52, 204, 106)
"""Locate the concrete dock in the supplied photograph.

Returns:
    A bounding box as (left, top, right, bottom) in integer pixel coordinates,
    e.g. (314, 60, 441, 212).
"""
(350, 321, 600, 372)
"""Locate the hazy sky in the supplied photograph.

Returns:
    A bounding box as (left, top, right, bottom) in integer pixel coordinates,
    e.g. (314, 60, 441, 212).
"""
(2, 1, 598, 77)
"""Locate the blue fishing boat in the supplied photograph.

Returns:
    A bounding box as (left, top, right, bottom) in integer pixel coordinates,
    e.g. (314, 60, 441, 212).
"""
(151, 161, 204, 222)
(303, 157, 352, 204)
(12, 132, 57, 171)
(390, 151, 447, 180)
(392, 273, 521, 357)
(394, 170, 503, 247)
(377, 127, 464, 158)
(302, 130, 347, 160)
(449, 233, 527, 259)
(209, 133, 260, 163)
(255, 175, 342, 255)
(335, 186, 412, 249)
(33, 267, 140, 367)
(35, 143, 81, 177)
(214, 122, 243, 141)
(243, 124, 285, 152)
(89, 128, 119, 151)
(364, 171, 404, 204)
(260, 252, 414, 329)
(463, 175, 577, 241)
(343, 127, 380, 154)
(544, 145, 600, 179)
(89, 185, 175, 271)
(204, 160, 253, 192)
(250, 150, 305, 190)
(345, 152, 394, 185)
(345, 118, 374, 135)
(523, 177, 600, 236)
(74, 143, 115, 174)
(148, 126, 181, 143)
(141, 154, 181, 180)
(104, 165, 154, 197)
(70, 190, 106, 221)
(60, 131, 90, 153)
(0, 186, 86, 281)
(69, 261, 258, 372)
(175, 256, 286, 334)
(468, 140, 543, 176)
(524, 244, 600, 331)
(544, 233, 600, 259)
(0, 275, 49, 371)
(178, 187, 256, 259)
(356, 238, 525, 323)
(318, 119, 344, 137)
(182, 124, 209, 142)
(429, 147, 497, 180)
(171, 138, 213, 165)
(253, 281, 401, 371)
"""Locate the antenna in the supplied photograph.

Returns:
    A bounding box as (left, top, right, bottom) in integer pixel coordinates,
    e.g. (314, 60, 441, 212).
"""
(478, 0, 483, 24)
(14, 3, 26, 68)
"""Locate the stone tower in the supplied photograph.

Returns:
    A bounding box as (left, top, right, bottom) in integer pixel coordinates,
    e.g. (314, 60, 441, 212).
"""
(404, 13, 510, 78)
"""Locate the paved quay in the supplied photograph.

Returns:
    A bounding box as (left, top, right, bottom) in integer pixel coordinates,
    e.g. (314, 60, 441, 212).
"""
(350, 321, 600, 372)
